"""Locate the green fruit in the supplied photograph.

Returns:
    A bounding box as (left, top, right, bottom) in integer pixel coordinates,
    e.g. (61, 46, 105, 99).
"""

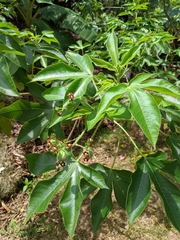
(57, 149, 67, 160)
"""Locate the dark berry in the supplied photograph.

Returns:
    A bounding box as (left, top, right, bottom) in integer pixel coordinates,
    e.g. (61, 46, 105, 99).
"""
(83, 157, 89, 162)
(60, 161, 66, 167)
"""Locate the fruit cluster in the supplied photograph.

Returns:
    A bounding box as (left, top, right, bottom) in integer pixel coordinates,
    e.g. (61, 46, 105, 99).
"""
(46, 134, 72, 171)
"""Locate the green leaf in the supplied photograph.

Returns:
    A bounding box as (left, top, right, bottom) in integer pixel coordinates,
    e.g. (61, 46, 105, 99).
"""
(17, 115, 50, 144)
(80, 178, 97, 199)
(161, 160, 180, 184)
(64, 77, 92, 104)
(39, 6, 97, 42)
(0, 43, 25, 56)
(129, 73, 155, 85)
(78, 162, 108, 189)
(36, 0, 53, 4)
(25, 152, 57, 176)
(28, 83, 48, 103)
(0, 55, 19, 97)
(112, 170, 132, 209)
(26, 160, 77, 222)
(0, 116, 11, 136)
(32, 62, 89, 82)
(120, 46, 140, 67)
(91, 185, 113, 233)
(90, 164, 113, 233)
(60, 166, 83, 239)
(166, 133, 180, 163)
(87, 84, 127, 130)
(106, 31, 119, 66)
(50, 99, 81, 127)
(30, 45, 67, 62)
(42, 86, 67, 101)
(149, 168, 180, 231)
(106, 102, 132, 120)
(131, 79, 180, 98)
(0, 100, 51, 121)
(128, 89, 161, 148)
(0, 34, 27, 70)
(66, 52, 94, 74)
(92, 58, 115, 71)
(127, 158, 151, 224)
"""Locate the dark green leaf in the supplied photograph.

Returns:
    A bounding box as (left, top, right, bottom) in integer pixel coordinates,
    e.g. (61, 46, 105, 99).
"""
(91, 186, 113, 233)
(149, 169, 180, 231)
(17, 115, 50, 144)
(0, 55, 19, 96)
(0, 100, 51, 121)
(25, 152, 57, 176)
(78, 162, 108, 189)
(166, 133, 180, 163)
(80, 178, 97, 199)
(161, 160, 180, 184)
(26, 160, 77, 222)
(112, 170, 132, 209)
(127, 158, 151, 223)
(0, 34, 27, 70)
(60, 166, 83, 238)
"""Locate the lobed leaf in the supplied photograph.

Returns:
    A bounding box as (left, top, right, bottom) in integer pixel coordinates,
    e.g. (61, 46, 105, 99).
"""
(26, 160, 77, 222)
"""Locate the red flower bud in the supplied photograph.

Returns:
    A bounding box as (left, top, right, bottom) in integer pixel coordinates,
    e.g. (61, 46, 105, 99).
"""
(66, 142, 72, 148)
(83, 151, 89, 157)
(67, 92, 74, 100)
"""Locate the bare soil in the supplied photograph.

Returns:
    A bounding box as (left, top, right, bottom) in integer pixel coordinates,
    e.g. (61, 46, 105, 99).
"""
(0, 122, 180, 240)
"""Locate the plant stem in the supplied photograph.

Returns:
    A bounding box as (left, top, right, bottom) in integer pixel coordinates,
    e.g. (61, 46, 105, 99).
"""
(73, 128, 86, 145)
(111, 137, 121, 170)
(114, 120, 144, 157)
(67, 119, 79, 141)
(91, 117, 104, 139)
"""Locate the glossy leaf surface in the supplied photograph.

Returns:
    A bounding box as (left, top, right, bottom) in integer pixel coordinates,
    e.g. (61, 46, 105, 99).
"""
(128, 89, 161, 147)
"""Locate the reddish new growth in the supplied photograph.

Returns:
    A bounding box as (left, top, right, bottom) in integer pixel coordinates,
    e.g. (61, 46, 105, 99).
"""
(66, 142, 72, 148)
(83, 157, 89, 162)
(67, 92, 74, 100)
(83, 151, 89, 157)
(88, 138, 93, 143)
